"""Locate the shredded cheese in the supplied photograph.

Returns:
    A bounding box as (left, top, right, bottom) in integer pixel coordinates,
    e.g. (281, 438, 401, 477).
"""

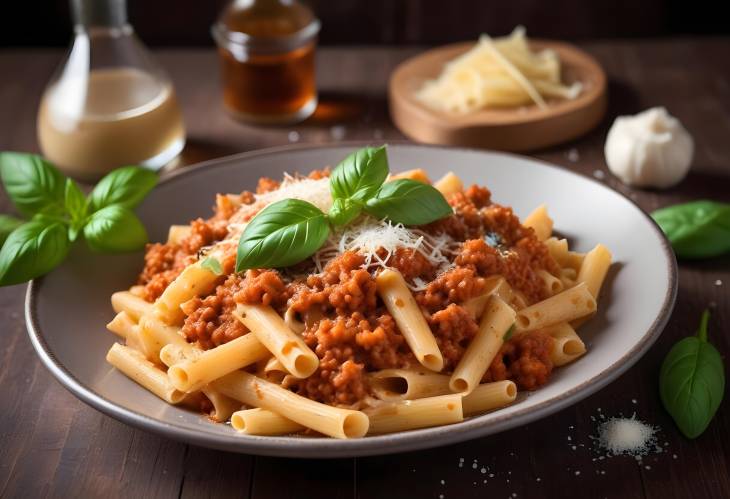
(416, 26, 581, 114)
(314, 217, 457, 289)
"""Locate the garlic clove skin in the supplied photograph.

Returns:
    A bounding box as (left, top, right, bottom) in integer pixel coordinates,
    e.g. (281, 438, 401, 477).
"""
(604, 107, 694, 189)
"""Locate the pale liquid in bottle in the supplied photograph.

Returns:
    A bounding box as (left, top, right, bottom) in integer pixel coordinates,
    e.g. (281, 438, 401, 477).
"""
(37, 67, 185, 180)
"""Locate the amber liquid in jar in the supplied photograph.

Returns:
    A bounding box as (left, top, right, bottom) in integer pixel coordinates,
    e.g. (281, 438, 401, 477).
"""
(214, 0, 319, 124)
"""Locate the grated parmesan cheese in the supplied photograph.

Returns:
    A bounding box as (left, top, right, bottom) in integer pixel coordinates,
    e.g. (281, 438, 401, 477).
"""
(314, 217, 457, 289)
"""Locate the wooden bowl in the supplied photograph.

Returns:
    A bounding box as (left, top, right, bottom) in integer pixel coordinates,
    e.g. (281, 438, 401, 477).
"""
(389, 41, 607, 151)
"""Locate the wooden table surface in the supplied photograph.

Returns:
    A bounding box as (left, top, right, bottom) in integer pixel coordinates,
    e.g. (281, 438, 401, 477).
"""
(1, 40, 729, 499)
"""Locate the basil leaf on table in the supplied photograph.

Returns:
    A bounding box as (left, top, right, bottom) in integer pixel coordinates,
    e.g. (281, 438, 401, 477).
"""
(652, 200, 730, 259)
(659, 310, 725, 439)
(236, 199, 330, 271)
(83, 205, 149, 252)
(0, 217, 70, 286)
(0, 214, 23, 246)
(0, 152, 65, 217)
(328, 197, 362, 227)
(89, 166, 158, 211)
(200, 256, 223, 275)
(365, 179, 453, 225)
(330, 146, 389, 203)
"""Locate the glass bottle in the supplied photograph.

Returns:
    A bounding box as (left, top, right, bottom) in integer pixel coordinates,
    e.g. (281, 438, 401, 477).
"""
(212, 0, 320, 125)
(37, 0, 185, 180)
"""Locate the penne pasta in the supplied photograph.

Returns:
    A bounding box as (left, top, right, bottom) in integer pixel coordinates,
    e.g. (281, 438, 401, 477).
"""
(433, 171, 464, 197)
(369, 369, 452, 401)
(376, 269, 444, 372)
(106, 343, 185, 404)
(515, 282, 596, 331)
(201, 387, 241, 422)
(366, 394, 464, 434)
(284, 307, 306, 334)
(167, 224, 191, 245)
(537, 269, 564, 296)
(576, 243, 613, 299)
(462, 381, 517, 415)
(231, 408, 305, 435)
(450, 296, 516, 393)
(168, 333, 270, 392)
(213, 371, 369, 439)
(388, 168, 431, 184)
(234, 304, 318, 379)
(138, 315, 190, 362)
(544, 237, 584, 270)
(106, 310, 136, 338)
(523, 204, 553, 241)
(544, 323, 586, 366)
(153, 262, 220, 325)
(462, 276, 512, 320)
(262, 356, 289, 383)
(159, 342, 201, 367)
(111, 291, 151, 321)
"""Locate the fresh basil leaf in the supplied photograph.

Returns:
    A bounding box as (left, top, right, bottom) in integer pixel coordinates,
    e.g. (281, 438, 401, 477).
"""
(0, 152, 65, 217)
(365, 179, 453, 225)
(236, 199, 330, 271)
(0, 214, 24, 246)
(0, 217, 70, 286)
(503, 324, 515, 341)
(89, 166, 158, 211)
(83, 205, 148, 252)
(200, 256, 223, 275)
(659, 310, 725, 438)
(328, 198, 362, 227)
(64, 178, 87, 220)
(652, 200, 730, 259)
(330, 146, 389, 203)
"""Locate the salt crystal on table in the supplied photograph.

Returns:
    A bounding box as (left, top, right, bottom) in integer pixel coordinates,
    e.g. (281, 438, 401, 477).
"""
(567, 148, 580, 162)
(715, 279, 722, 286)
(598, 417, 658, 457)
(288, 131, 300, 142)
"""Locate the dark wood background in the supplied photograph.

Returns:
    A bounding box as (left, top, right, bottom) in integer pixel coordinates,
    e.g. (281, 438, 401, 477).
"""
(1, 37, 729, 499)
(2, 0, 729, 47)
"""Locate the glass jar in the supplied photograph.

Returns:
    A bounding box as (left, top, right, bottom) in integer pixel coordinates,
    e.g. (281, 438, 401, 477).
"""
(212, 0, 320, 125)
(37, 0, 186, 180)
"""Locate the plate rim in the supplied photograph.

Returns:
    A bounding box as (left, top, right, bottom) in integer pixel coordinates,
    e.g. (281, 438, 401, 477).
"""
(24, 141, 678, 458)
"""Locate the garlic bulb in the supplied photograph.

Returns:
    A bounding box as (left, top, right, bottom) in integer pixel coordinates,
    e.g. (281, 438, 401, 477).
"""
(604, 107, 694, 189)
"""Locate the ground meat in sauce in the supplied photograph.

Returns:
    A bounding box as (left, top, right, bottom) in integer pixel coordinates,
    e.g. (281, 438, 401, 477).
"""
(483, 331, 554, 390)
(383, 247, 436, 281)
(137, 174, 565, 409)
(180, 275, 247, 349)
(285, 311, 412, 406)
(429, 304, 479, 371)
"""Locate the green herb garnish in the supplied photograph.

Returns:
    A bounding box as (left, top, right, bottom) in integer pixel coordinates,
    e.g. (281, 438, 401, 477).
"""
(652, 200, 730, 259)
(0, 153, 157, 286)
(236, 145, 452, 271)
(659, 309, 725, 438)
(503, 324, 516, 341)
(200, 256, 223, 275)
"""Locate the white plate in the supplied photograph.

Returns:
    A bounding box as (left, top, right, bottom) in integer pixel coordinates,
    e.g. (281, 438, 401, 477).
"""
(26, 143, 677, 458)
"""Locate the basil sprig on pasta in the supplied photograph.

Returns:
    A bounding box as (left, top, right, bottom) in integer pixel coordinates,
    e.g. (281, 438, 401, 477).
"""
(0, 152, 157, 286)
(235, 145, 452, 271)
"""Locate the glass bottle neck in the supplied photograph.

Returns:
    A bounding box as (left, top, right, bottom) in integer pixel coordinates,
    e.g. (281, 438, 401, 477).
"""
(71, 0, 128, 29)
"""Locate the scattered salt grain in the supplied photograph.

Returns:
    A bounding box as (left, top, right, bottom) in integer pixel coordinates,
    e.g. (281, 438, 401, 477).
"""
(330, 125, 346, 140)
(597, 417, 657, 457)
(593, 170, 606, 180)
(441, 480, 445, 485)
(631, 399, 637, 404)
(673, 454, 678, 459)
(288, 131, 300, 142)
(373, 128, 384, 139)
(439, 494, 444, 499)
(715, 279, 723, 286)
(567, 148, 580, 162)
(472, 463, 478, 469)
(575, 471, 581, 476)
(571, 446, 577, 451)
(645, 465, 651, 470)
(481, 467, 487, 474)
(489, 473, 495, 478)
(536, 477, 541, 482)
